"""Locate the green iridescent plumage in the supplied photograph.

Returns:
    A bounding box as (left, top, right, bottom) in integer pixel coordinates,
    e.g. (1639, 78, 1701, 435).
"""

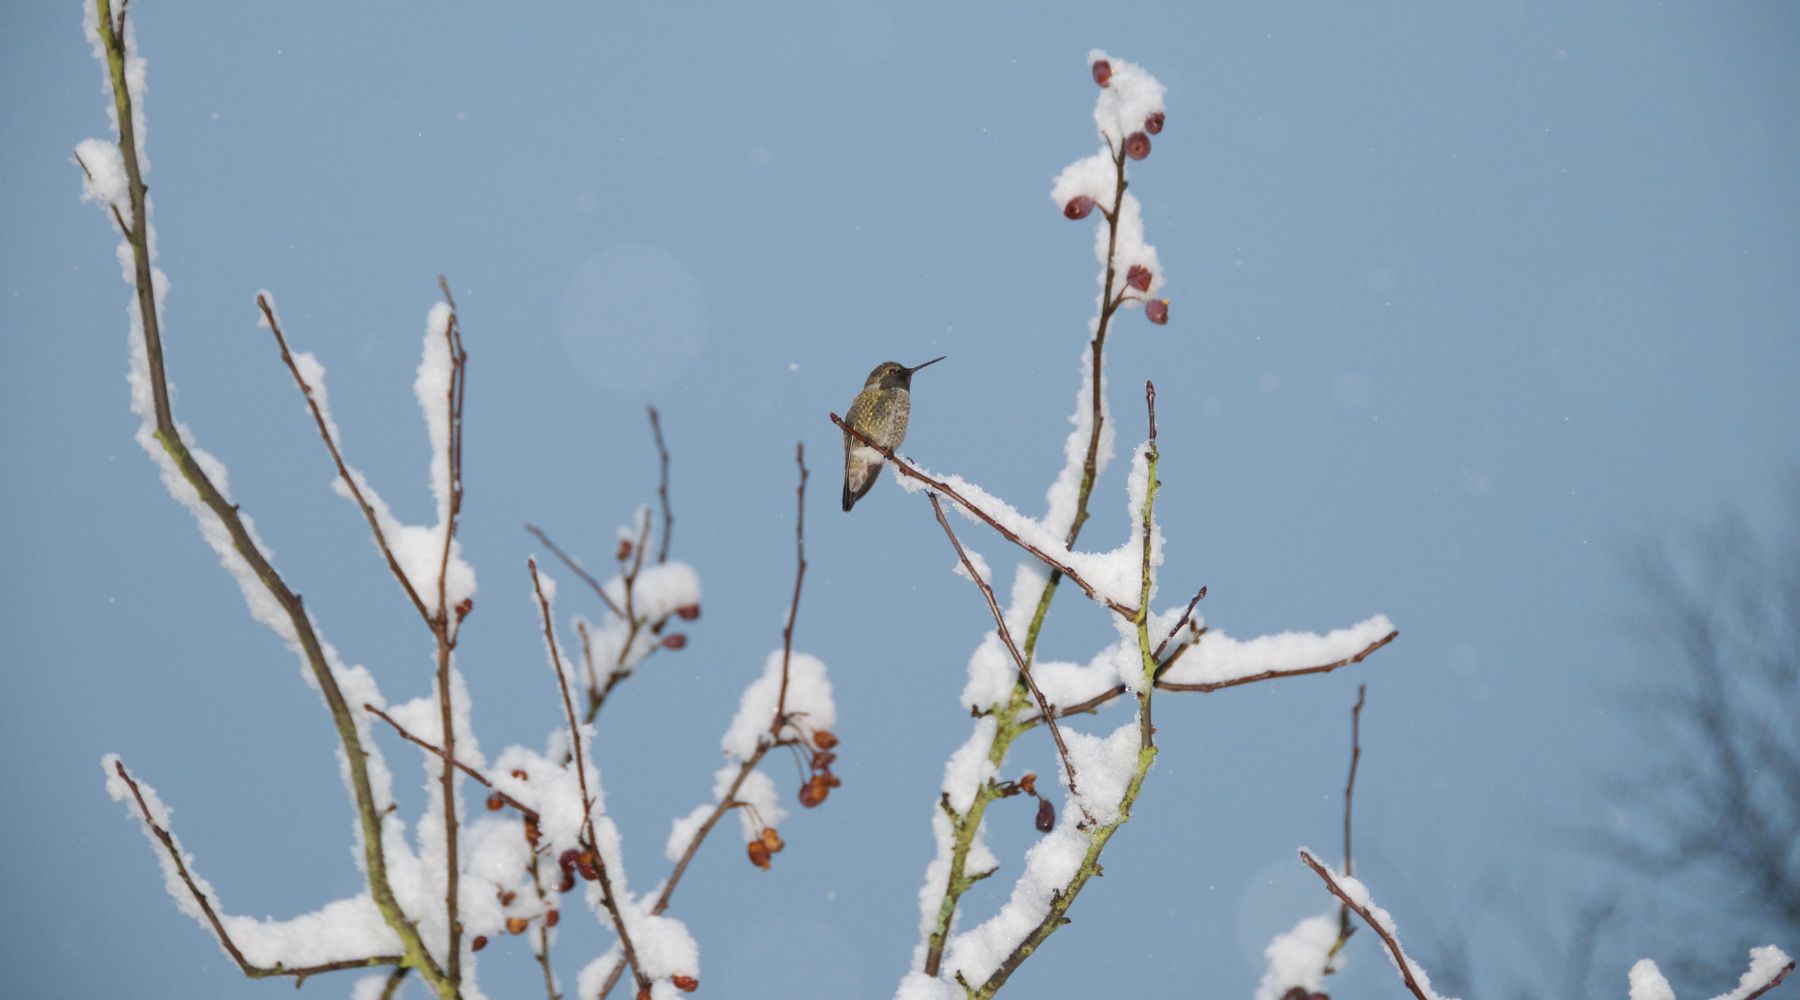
(841, 356, 944, 512)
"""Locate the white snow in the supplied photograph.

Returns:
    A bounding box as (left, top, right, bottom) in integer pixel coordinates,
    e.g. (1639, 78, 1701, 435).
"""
(721, 650, 836, 760)
(74, 136, 129, 212)
(1056, 720, 1141, 826)
(1088, 50, 1167, 147)
(1630, 960, 1678, 1000)
(1299, 849, 1454, 1000)
(1709, 946, 1793, 1000)
(1158, 615, 1396, 688)
(1254, 913, 1340, 1000)
(1630, 946, 1796, 1000)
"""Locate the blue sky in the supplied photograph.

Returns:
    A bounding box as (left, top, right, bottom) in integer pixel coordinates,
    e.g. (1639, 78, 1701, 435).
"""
(4, 2, 1797, 997)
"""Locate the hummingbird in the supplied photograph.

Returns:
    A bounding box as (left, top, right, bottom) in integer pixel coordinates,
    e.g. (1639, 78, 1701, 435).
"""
(841, 356, 945, 512)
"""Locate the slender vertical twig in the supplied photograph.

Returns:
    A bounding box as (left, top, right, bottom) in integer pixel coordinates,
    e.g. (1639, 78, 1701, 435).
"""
(524, 524, 626, 618)
(528, 560, 648, 994)
(773, 443, 809, 736)
(600, 445, 812, 998)
(1324, 684, 1366, 972)
(648, 406, 673, 564)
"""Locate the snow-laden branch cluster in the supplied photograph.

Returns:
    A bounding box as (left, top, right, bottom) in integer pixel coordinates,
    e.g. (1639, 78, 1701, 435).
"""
(884, 53, 1405, 999)
(81, 4, 835, 995)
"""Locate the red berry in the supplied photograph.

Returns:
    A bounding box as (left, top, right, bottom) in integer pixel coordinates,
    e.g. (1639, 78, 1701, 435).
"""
(675, 603, 701, 621)
(544, 908, 560, 928)
(661, 633, 687, 650)
(1063, 195, 1095, 220)
(615, 539, 633, 561)
(485, 793, 504, 812)
(1144, 111, 1165, 135)
(1125, 132, 1151, 161)
(673, 975, 700, 993)
(1035, 798, 1055, 833)
(812, 730, 839, 750)
(1145, 299, 1170, 325)
(471, 935, 488, 952)
(1126, 264, 1152, 292)
(558, 848, 580, 875)
(1092, 60, 1112, 87)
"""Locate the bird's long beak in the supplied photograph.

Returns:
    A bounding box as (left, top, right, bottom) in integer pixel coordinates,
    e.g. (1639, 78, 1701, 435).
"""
(907, 355, 947, 375)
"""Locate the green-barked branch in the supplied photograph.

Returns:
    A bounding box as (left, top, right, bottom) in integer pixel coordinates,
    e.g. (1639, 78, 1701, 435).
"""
(83, 2, 453, 992)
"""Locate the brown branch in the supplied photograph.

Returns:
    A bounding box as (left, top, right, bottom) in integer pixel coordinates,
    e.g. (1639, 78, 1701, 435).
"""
(1026, 630, 1397, 724)
(431, 287, 469, 985)
(1150, 587, 1205, 661)
(525, 847, 561, 1000)
(773, 443, 809, 737)
(377, 966, 408, 1000)
(928, 492, 1092, 824)
(525, 524, 626, 618)
(831, 413, 1138, 619)
(1325, 684, 1367, 973)
(363, 703, 539, 822)
(1157, 631, 1399, 693)
(1300, 849, 1434, 1000)
(70, 148, 133, 238)
(255, 294, 433, 626)
(597, 747, 778, 999)
(528, 559, 649, 994)
(648, 405, 673, 564)
(1064, 144, 1131, 548)
(111, 758, 405, 982)
(1741, 958, 1795, 1000)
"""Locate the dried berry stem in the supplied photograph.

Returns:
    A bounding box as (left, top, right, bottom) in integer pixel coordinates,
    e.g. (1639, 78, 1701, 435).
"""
(528, 560, 649, 994)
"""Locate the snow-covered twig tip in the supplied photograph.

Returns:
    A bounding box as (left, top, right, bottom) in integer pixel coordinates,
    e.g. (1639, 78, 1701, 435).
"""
(1298, 849, 1452, 1000)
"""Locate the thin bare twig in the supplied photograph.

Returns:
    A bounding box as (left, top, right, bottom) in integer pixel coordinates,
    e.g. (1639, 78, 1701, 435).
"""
(597, 748, 777, 999)
(255, 294, 433, 625)
(377, 966, 409, 1000)
(929, 492, 1092, 824)
(602, 447, 812, 997)
(528, 560, 648, 994)
(1156, 631, 1399, 693)
(525, 524, 626, 618)
(363, 703, 538, 822)
(431, 284, 470, 986)
(831, 413, 1139, 619)
(1325, 684, 1367, 973)
(1300, 849, 1434, 1000)
(111, 759, 404, 982)
(1150, 587, 1206, 661)
(1025, 630, 1397, 725)
(773, 443, 809, 736)
(648, 406, 673, 564)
